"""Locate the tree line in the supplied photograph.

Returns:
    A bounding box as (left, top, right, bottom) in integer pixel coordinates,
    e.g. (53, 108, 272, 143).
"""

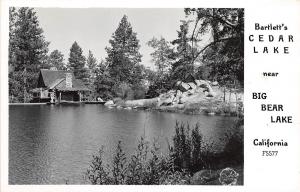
(9, 7, 244, 103)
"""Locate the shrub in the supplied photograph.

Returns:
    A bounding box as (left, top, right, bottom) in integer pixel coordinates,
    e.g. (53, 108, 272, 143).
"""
(170, 121, 243, 173)
(86, 137, 168, 185)
(86, 120, 243, 185)
(142, 139, 163, 184)
(112, 141, 127, 184)
(146, 75, 173, 99)
(172, 122, 192, 170)
(113, 82, 133, 100)
(160, 170, 191, 185)
(86, 147, 111, 184)
(126, 137, 149, 184)
(113, 97, 124, 105)
(132, 84, 147, 100)
(221, 119, 244, 165)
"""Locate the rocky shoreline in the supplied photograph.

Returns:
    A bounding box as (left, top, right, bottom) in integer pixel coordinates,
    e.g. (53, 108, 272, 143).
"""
(104, 79, 244, 116)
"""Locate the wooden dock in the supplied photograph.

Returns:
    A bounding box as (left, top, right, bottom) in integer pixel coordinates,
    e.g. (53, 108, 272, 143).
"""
(9, 103, 47, 105)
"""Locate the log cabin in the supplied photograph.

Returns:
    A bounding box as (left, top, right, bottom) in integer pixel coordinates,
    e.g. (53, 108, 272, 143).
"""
(30, 68, 90, 103)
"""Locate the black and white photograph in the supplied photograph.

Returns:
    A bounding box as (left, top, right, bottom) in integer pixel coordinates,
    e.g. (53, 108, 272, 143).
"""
(8, 7, 244, 185)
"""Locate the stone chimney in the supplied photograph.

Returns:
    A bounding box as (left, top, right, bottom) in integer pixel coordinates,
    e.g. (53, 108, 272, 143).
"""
(65, 73, 72, 88)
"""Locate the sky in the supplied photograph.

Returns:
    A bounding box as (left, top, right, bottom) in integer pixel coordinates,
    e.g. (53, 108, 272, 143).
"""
(35, 8, 187, 69)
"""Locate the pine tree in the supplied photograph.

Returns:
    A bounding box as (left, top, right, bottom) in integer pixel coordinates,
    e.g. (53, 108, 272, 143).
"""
(105, 15, 142, 85)
(48, 50, 66, 70)
(86, 50, 98, 82)
(68, 41, 89, 82)
(171, 21, 194, 82)
(9, 7, 49, 102)
(11, 7, 49, 72)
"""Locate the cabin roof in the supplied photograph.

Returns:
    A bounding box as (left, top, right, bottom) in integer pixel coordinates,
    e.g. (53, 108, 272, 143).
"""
(38, 69, 90, 91)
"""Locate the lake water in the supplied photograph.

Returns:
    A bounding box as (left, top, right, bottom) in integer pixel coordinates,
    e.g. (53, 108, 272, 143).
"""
(9, 104, 238, 184)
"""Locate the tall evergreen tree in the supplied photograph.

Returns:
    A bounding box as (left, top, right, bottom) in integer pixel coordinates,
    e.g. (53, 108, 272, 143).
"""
(9, 7, 49, 102)
(94, 60, 115, 100)
(86, 50, 98, 82)
(10, 7, 49, 72)
(105, 15, 142, 85)
(87, 50, 98, 70)
(48, 49, 66, 70)
(171, 21, 194, 82)
(68, 41, 89, 82)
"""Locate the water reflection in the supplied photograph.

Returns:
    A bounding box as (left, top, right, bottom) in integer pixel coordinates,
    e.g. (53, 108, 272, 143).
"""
(9, 105, 238, 184)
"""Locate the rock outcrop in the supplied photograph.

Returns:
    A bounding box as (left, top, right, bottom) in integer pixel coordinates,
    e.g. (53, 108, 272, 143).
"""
(158, 79, 217, 106)
(104, 79, 243, 116)
(104, 100, 114, 106)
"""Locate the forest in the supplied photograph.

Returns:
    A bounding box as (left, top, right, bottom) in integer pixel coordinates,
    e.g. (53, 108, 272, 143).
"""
(8, 7, 245, 185)
(9, 8, 244, 107)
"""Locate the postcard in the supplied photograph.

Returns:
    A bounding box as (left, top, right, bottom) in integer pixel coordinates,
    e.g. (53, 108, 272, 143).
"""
(1, 0, 299, 192)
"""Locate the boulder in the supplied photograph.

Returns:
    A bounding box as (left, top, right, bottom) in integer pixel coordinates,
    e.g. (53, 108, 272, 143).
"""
(177, 82, 191, 92)
(167, 90, 176, 95)
(200, 82, 210, 89)
(206, 92, 215, 97)
(96, 97, 104, 102)
(194, 87, 205, 93)
(212, 81, 219, 86)
(158, 90, 180, 106)
(176, 90, 182, 96)
(104, 100, 114, 106)
(158, 94, 175, 106)
(202, 82, 215, 97)
(194, 79, 201, 86)
(194, 79, 207, 87)
(172, 94, 181, 104)
(186, 89, 196, 95)
(187, 82, 197, 90)
(175, 81, 183, 86)
(178, 91, 189, 104)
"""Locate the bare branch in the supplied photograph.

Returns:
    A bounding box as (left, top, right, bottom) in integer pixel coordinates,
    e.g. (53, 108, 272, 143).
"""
(191, 37, 238, 64)
(191, 18, 200, 65)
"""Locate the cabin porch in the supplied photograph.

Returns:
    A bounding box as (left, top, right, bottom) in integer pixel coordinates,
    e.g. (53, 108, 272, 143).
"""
(49, 90, 89, 103)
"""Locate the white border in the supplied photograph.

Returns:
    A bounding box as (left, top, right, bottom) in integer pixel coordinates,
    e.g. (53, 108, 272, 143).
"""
(1, 0, 300, 192)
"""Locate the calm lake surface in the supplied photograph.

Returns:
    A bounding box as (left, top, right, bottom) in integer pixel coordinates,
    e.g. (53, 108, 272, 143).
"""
(9, 104, 238, 184)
